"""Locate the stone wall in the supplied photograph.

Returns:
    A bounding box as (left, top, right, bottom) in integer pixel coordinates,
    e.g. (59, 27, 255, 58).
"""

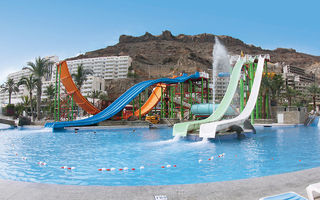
(277, 107, 307, 124)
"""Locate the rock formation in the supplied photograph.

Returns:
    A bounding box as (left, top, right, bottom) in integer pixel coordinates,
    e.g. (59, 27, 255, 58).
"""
(68, 31, 320, 99)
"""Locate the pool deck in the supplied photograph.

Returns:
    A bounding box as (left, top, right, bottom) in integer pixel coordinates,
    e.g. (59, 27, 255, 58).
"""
(1, 167, 319, 200)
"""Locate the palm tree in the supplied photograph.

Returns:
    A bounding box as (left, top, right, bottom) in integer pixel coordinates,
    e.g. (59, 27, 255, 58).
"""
(269, 74, 284, 105)
(71, 64, 93, 91)
(44, 84, 55, 118)
(285, 86, 297, 106)
(99, 92, 108, 102)
(2, 78, 19, 105)
(90, 90, 102, 105)
(308, 84, 320, 112)
(21, 95, 30, 107)
(25, 57, 54, 120)
(260, 75, 272, 118)
(18, 74, 37, 121)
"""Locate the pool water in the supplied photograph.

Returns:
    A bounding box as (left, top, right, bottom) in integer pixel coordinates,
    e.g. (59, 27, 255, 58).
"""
(0, 125, 319, 186)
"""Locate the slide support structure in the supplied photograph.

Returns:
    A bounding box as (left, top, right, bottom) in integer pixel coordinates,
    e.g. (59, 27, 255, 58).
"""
(240, 76, 244, 112)
(57, 64, 61, 121)
(46, 72, 201, 129)
(189, 80, 193, 119)
(249, 62, 254, 124)
(201, 78, 204, 103)
(71, 94, 74, 121)
(171, 86, 174, 118)
(265, 60, 269, 119)
(54, 65, 58, 121)
(132, 99, 135, 115)
(180, 83, 184, 120)
(139, 94, 141, 120)
(161, 86, 164, 118)
(207, 79, 210, 103)
(254, 62, 259, 119)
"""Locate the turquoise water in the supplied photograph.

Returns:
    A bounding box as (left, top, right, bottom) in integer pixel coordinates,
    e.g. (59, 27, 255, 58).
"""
(0, 125, 319, 186)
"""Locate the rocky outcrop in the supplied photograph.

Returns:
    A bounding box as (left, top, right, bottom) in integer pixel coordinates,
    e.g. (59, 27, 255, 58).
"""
(68, 31, 320, 98)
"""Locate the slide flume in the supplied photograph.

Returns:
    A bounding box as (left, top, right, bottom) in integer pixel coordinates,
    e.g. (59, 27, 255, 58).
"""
(172, 57, 249, 137)
(45, 73, 200, 129)
(199, 55, 266, 138)
(123, 82, 169, 120)
(56, 61, 100, 115)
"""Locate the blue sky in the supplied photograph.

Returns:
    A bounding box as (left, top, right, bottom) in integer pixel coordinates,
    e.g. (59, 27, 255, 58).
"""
(0, 0, 319, 83)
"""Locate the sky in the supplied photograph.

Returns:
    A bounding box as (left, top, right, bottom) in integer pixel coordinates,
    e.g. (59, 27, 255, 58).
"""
(0, 0, 319, 84)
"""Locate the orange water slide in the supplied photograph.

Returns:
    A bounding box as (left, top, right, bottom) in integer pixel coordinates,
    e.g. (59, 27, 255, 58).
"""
(57, 61, 100, 115)
(123, 83, 167, 119)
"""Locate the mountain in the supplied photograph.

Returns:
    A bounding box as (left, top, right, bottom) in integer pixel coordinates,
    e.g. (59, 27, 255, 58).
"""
(70, 30, 320, 77)
(68, 31, 320, 99)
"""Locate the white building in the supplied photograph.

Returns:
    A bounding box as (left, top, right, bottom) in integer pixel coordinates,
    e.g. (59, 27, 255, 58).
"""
(0, 56, 59, 106)
(0, 55, 131, 106)
(65, 56, 131, 97)
(66, 56, 132, 80)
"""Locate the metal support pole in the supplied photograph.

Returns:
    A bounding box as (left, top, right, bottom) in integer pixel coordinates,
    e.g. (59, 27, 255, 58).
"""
(201, 78, 204, 103)
(240, 76, 244, 112)
(54, 65, 58, 121)
(160, 85, 163, 118)
(57, 64, 61, 121)
(71, 94, 74, 121)
(265, 61, 269, 119)
(132, 98, 135, 115)
(180, 83, 184, 120)
(170, 86, 174, 118)
(207, 79, 210, 103)
(121, 109, 123, 120)
(145, 88, 148, 102)
(254, 62, 259, 119)
(244, 66, 248, 105)
(189, 80, 192, 119)
(249, 62, 254, 124)
(139, 94, 141, 120)
(259, 93, 263, 118)
(67, 96, 70, 121)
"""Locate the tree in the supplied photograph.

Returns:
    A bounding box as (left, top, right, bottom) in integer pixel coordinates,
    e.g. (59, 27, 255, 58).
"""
(14, 103, 25, 118)
(285, 86, 297, 106)
(308, 84, 320, 112)
(90, 90, 102, 105)
(44, 84, 55, 119)
(71, 64, 93, 91)
(269, 74, 284, 105)
(260, 75, 272, 118)
(25, 57, 54, 120)
(2, 78, 19, 105)
(21, 95, 30, 107)
(18, 74, 37, 121)
(99, 92, 108, 102)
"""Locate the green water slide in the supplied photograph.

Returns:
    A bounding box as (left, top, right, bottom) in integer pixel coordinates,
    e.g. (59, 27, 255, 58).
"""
(172, 57, 252, 136)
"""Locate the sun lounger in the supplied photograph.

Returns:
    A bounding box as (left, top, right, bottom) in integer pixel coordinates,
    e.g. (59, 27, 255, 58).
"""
(259, 192, 307, 200)
(307, 182, 320, 200)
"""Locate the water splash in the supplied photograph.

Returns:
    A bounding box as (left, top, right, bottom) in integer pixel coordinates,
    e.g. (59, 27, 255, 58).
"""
(172, 134, 181, 141)
(16, 127, 53, 134)
(212, 36, 231, 112)
(148, 134, 181, 146)
(200, 136, 209, 143)
(185, 136, 210, 147)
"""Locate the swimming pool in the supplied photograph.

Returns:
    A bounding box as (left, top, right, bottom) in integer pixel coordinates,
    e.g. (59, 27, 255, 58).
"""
(0, 125, 319, 186)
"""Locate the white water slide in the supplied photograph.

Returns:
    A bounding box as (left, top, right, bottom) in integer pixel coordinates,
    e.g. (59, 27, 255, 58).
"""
(199, 55, 267, 138)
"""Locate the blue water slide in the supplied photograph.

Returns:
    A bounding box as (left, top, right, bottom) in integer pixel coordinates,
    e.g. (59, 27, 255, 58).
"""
(45, 72, 200, 129)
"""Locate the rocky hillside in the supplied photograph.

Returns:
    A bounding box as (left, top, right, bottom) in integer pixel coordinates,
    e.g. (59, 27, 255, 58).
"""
(69, 31, 320, 99)
(70, 30, 320, 76)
